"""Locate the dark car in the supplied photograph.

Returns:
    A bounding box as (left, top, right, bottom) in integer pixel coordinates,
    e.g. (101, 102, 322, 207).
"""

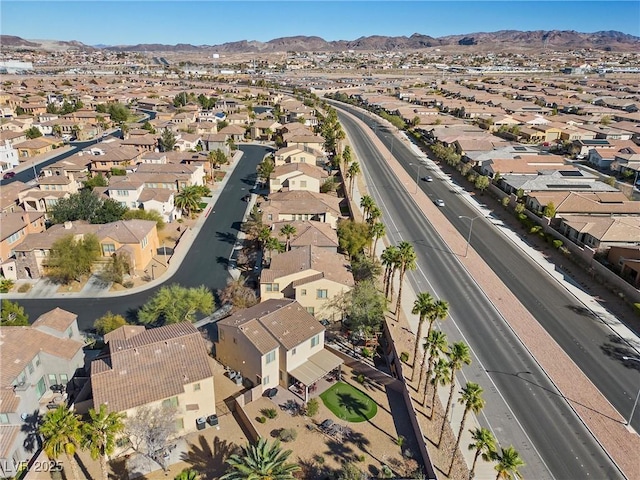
(3, 171, 16, 179)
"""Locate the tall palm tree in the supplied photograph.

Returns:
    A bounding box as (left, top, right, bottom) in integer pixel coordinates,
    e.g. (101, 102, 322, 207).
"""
(360, 195, 375, 219)
(441, 341, 472, 441)
(381, 245, 398, 296)
(263, 236, 283, 266)
(82, 404, 126, 480)
(395, 241, 417, 316)
(39, 405, 83, 480)
(494, 446, 525, 480)
(221, 438, 300, 480)
(429, 358, 450, 414)
(410, 292, 435, 380)
(468, 427, 497, 480)
(347, 161, 360, 196)
(386, 246, 403, 302)
(279, 224, 297, 251)
(175, 186, 201, 217)
(419, 330, 448, 397)
(450, 382, 486, 473)
(367, 205, 382, 224)
(369, 222, 385, 259)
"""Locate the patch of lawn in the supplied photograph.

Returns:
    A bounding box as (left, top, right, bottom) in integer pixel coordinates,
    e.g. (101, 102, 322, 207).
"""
(320, 381, 377, 423)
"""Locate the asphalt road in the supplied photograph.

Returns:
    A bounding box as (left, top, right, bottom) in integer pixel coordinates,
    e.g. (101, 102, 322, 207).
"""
(337, 109, 624, 479)
(15, 145, 267, 331)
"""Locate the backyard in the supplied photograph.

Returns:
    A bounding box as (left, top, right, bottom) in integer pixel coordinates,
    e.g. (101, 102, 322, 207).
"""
(320, 381, 378, 423)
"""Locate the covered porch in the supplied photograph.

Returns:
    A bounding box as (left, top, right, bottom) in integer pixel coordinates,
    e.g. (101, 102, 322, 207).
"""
(287, 349, 343, 403)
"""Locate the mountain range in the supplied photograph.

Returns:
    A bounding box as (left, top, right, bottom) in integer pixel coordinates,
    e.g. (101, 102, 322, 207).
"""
(2, 30, 639, 53)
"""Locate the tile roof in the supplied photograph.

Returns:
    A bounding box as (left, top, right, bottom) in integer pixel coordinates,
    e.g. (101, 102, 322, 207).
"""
(219, 299, 324, 352)
(91, 322, 214, 413)
(263, 190, 342, 216)
(104, 325, 146, 343)
(32, 307, 77, 332)
(561, 215, 640, 242)
(0, 425, 20, 459)
(271, 220, 338, 248)
(0, 388, 20, 414)
(262, 246, 354, 287)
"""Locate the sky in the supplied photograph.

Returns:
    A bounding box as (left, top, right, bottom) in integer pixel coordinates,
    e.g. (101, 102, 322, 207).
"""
(2, 1, 639, 46)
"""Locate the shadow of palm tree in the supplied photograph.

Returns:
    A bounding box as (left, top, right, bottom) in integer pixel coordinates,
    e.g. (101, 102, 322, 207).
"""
(336, 392, 367, 419)
(180, 435, 237, 478)
(324, 438, 353, 462)
(20, 410, 42, 453)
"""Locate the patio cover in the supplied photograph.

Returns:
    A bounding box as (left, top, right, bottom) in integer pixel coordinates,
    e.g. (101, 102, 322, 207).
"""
(288, 348, 343, 386)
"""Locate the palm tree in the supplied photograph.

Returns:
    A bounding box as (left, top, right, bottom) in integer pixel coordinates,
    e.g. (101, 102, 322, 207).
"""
(441, 341, 472, 441)
(279, 223, 297, 251)
(395, 241, 417, 316)
(468, 427, 497, 480)
(367, 205, 382, 224)
(347, 161, 360, 196)
(360, 195, 375, 219)
(494, 446, 525, 480)
(175, 186, 201, 217)
(429, 358, 450, 414)
(450, 382, 486, 473)
(257, 226, 272, 246)
(263, 236, 283, 266)
(410, 292, 435, 380)
(419, 330, 448, 397)
(386, 246, 402, 302)
(221, 438, 300, 480)
(381, 245, 397, 297)
(82, 404, 126, 480)
(52, 124, 62, 138)
(369, 222, 385, 259)
(39, 405, 83, 480)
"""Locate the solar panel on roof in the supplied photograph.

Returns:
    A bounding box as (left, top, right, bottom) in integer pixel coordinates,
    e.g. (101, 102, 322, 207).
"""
(514, 146, 527, 151)
(559, 171, 584, 176)
(547, 184, 592, 189)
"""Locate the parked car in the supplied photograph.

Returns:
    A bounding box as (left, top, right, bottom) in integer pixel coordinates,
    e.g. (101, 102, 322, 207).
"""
(2, 171, 15, 179)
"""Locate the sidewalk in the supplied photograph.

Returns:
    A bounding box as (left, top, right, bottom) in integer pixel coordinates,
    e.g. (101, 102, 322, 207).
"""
(345, 110, 640, 479)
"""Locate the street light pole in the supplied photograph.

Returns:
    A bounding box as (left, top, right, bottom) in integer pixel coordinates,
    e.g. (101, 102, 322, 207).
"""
(410, 163, 422, 194)
(623, 356, 640, 427)
(458, 215, 482, 257)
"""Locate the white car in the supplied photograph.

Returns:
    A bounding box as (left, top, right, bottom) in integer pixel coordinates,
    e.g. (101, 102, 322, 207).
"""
(435, 199, 445, 207)
(422, 175, 433, 182)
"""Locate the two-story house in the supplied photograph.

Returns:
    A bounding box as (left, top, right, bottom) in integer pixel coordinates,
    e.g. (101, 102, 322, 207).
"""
(0, 211, 46, 278)
(90, 322, 215, 436)
(260, 245, 354, 320)
(271, 220, 339, 252)
(260, 191, 343, 229)
(216, 299, 342, 401)
(269, 163, 328, 194)
(0, 308, 84, 477)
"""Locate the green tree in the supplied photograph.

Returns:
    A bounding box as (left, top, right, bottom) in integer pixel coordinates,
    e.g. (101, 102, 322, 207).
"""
(359, 195, 375, 220)
(49, 190, 126, 225)
(600, 115, 611, 126)
(263, 236, 284, 265)
(429, 358, 450, 414)
(347, 161, 361, 196)
(83, 174, 108, 189)
(337, 220, 371, 259)
(410, 292, 435, 380)
(94, 311, 128, 335)
(218, 276, 258, 311)
(221, 438, 300, 480)
(138, 284, 214, 325)
(159, 128, 177, 152)
(46, 234, 101, 284)
(257, 157, 275, 185)
(350, 254, 382, 283)
(82, 404, 126, 480)
(494, 446, 525, 480)
(451, 382, 486, 472)
(39, 405, 83, 480)
(279, 224, 297, 251)
(94, 198, 129, 224)
(381, 245, 399, 299)
(141, 121, 156, 134)
(175, 186, 201, 217)
(395, 241, 417, 316)
(208, 149, 227, 172)
(346, 280, 387, 341)
(175, 469, 200, 480)
(107, 103, 130, 123)
(543, 202, 556, 218)
(0, 299, 29, 326)
(123, 208, 165, 230)
(52, 124, 63, 138)
(369, 222, 385, 259)
(420, 330, 448, 402)
(102, 253, 131, 284)
(366, 205, 381, 225)
(468, 427, 497, 480)
(441, 342, 472, 440)
(475, 175, 490, 192)
(336, 462, 367, 480)
(25, 126, 43, 139)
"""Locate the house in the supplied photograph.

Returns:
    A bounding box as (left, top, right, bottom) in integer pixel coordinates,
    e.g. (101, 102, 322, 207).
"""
(0, 309, 85, 478)
(273, 145, 325, 167)
(87, 145, 143, 175)
(499, 169, 618, 196)
(260, 245, 354, 320)
(200, 133, 229, 154)
(607, 246, 640, 288)
(0, 211, 46, 278)
(217, 124, 245, 143)
(216, 299, 343, 399)
(559, 215, 640, 252)
(526, 191, 640, 219)
(0, 140, 19, 173)
(1, 181, 30, 214)
(90, 322, 215, 435)
(286, 135, 325, 153)
(12, 219, 158, 280)
(269, 163, 328, 194)
(271, 220, 339, 252)
(260, 191, 343, 229)
(120, 134, 158, 153)
(14, 137, 60, 159)
(250, 120, 282, 140)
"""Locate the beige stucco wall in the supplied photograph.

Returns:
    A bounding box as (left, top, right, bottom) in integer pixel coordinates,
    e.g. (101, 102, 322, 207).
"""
(260, 268, 321, 300)
(293, 277, 352, 320)
(216, 325, 264, 389)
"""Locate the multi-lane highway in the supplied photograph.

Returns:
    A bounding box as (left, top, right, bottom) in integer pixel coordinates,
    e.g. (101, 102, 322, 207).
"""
(337, 107, 626, 479)
(14, 145, 268, 330)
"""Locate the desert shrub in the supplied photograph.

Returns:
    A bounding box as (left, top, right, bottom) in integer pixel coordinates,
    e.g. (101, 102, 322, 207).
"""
(356, 374, 365, 384)
(278, 428, 297, 442)
(553, 240, 563, 249)
(256, 416, 266, 424)
(17, 283, 31, 293)
(0, 279, 14, 293)
(361, 347, 372, 358)
(305, 398, 319, 417)
(400, 351, 409, 363)
(501, 197, 510, 208)
(356, 454, 366, 462)
(123, 280, 134, 289)
(559, 246, 571, 256)
(529, 226, 542, 234)
(396, 435, 405, 447)
(261, 408, 277, 419)
(632, 303, 640, 317)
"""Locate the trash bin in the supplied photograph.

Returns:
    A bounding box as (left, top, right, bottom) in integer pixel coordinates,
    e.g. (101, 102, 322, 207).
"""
(196, 417, 206, 430)
(207, 414, 218, 427)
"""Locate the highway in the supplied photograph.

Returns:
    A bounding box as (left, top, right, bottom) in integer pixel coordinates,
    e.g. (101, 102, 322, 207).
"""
(14, 145, 268, 330)
(337, 108, 625, 479)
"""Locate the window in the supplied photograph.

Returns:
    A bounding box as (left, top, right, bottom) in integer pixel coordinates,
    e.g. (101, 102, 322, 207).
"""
(34, 354, 40, 367)
(193, 383, 201, 391)
(266, 350, 276, 364)
(116, 190, 129, 196)
(311, 334, 320, 348)
(0, 414, 9, 424)
(59, 374, 68, 384)
(102, 244, 116, 255)
(66, 327, 73, 338)
(7, 232, 20, 244)
(48, 374, 57, 385)
(300, 289, 306, 296)
(316, 289, 328, 299)
(292, 348, 297, 356)
(141, 236, 148, 248)
(262, 376, 270, 386)
(27, 361, 34, 375)
(306, 307, 315, 315)
(300, 181, 307, 188)
(162, 397, 179, 408)
(265, 283, 279, 292)
(175, 418, 184, 430)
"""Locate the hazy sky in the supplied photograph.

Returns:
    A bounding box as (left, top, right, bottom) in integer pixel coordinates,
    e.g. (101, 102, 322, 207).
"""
(2, 1, 639, 46)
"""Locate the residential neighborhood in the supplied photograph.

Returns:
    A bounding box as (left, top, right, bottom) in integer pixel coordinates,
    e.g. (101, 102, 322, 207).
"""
(0, 17, 640, 480)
